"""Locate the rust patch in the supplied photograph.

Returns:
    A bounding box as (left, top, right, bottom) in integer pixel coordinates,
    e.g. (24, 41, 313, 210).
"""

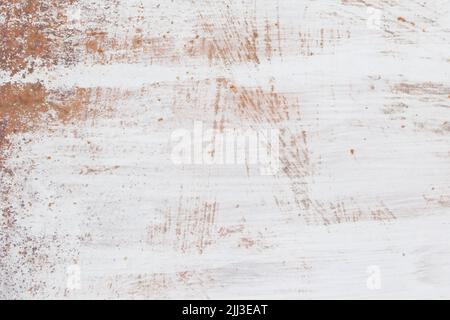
(0, 0, 79, 76)
(397, 16, 415, 26)
(392, 82, 450, 96)
(185, 15, 260, 65)
(124, 270, 216, 299)
(424, 195, 450, 208)
(310, 200, 396, 225)
(173, 79, 298, 126)
(0, 82, 91, 139)
(147, 199, 218, 254)
(0, 82, 48, 138)
(413, 121, 450, 135)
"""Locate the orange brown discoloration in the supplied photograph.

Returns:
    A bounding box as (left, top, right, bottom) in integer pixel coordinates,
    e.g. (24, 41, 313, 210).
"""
(397, 16, 415, 26)
(85, 31, 107, 56)
(185, 15, 260, 65)
(0, 0, 79, 76)
(392, 82, 450, 96)
(309, 200, 396, 225)
(0, 82, 49, 138)
(234, 86, 291, 124)
(148, 199, 218, 254)
(0, 83, 91, 138)
(264, 19, 273, 60)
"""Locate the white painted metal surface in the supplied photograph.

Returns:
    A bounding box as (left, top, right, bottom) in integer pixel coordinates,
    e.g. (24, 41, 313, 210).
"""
(1, 0, 449, 299)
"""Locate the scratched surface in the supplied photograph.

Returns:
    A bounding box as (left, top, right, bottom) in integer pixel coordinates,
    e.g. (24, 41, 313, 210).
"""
(1, 0, 449, 299)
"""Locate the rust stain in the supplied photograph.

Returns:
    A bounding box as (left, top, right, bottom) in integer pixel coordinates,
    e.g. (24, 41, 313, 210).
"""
(185, 14, 260, 65)
(0, 82, 48, 137)
(0, 82, 91, 138)
(83, 31, 175, 64)
(79, 165, 120, 175)
(397, 16, 415, 26)
(1, 0, 448, 299)
(191, 79, 297, 125)
(238, 237, 256, 249)
(0, 0, 79, 76)
(312, 200, 396, 225)
(147, 199, 218, 254)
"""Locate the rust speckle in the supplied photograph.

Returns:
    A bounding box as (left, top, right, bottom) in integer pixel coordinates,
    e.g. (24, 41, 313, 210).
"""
(148, 199, 218, 254)
(0, 82, 91, 139)
(0, 0, 79, 76)
(185, 15, 260, 65)
(238, 237, 256, 249)
(397, 16, 415, 26)
(0, 82, 49, 136)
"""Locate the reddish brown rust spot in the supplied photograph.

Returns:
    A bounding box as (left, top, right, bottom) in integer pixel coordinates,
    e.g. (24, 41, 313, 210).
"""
(0, 82, 91, 138)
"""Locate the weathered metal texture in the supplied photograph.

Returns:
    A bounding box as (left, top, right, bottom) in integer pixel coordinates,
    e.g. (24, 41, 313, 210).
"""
(0, 0, 449, 299)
